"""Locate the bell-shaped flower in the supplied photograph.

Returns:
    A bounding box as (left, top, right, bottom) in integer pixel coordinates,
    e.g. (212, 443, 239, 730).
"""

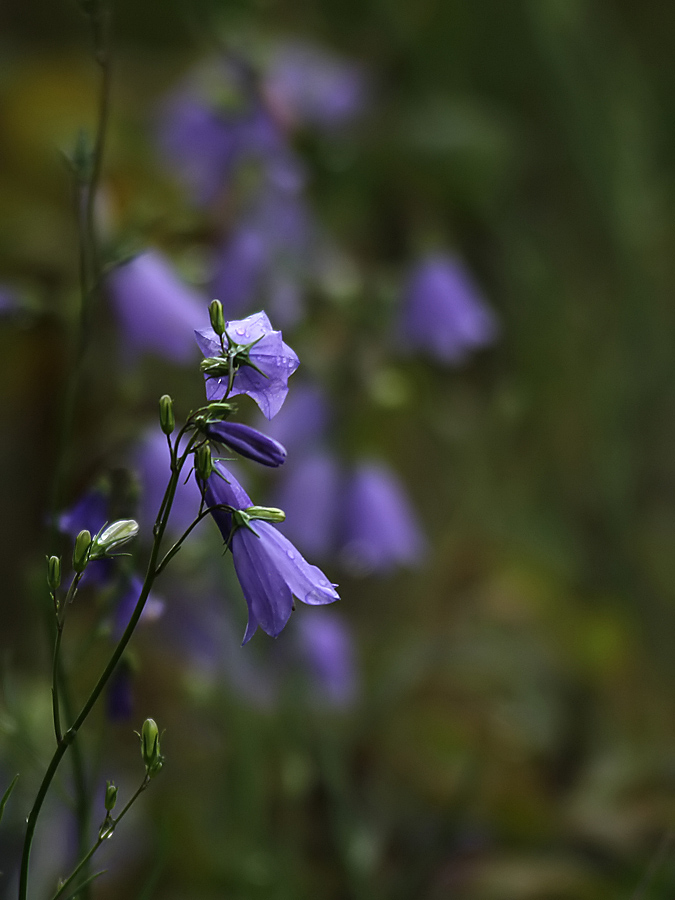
(340, 461, 426, 575)
(107, 250, 207, 363)
(295, 609, 358, 707)
(400, 254, 498, 364)
(274, 450, 341, 558)
(202, 462, 338, 644)
(260, 381, 331, 454)
(202, 420, 286, 467)
(263, 41, 367, 130)
(195, 310, 299, 418)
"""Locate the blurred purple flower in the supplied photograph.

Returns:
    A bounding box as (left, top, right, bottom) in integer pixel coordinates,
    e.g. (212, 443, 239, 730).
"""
(203, 421, 287, 467)
(275, 450, 341, 559)
(261, 381, 331, 453)
(113, 574, 165, 639)
(134, 428, 202, 536)
(340, 461, 426, 575)
(400, 254, 498, 364)
(59, 487, 114, 586)
(106, 661, 134, 722)
(211, 186, 314, 327)
(0, 286, 20, 315)
(264, 42, 367, 130)
(203, 462, 339, 643)
(295, 609, 358, 707)
(107, 250, 207, 363)
(195, 310, 299, 418)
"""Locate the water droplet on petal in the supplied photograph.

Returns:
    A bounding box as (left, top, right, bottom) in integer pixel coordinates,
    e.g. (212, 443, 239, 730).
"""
(286, 550, 295, 559)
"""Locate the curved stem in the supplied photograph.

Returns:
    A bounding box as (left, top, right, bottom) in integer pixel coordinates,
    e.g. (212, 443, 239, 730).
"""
(19, 438, 193, 900)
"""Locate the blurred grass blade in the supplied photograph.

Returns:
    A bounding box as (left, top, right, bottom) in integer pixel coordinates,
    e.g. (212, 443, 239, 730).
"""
(60, 869, 106, 900)
(0, 774, 19, 824)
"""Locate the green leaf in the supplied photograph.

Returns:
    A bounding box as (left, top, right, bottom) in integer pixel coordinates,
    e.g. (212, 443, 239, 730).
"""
(0, 774, 19, 824)
(60, 869, 106, 900)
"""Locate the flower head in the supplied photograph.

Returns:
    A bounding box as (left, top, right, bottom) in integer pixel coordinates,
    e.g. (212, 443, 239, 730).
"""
(107, 250, 207, 363)
(202, 462, 338, 643)
(340, 461, 426, 575)
(400, 254, 498, 364)
(195, 310, 299, 419)
(202, 420, 287, 467)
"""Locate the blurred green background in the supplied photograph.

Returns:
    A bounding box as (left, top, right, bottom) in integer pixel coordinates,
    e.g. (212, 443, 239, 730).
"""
(3, 0, 675, 898)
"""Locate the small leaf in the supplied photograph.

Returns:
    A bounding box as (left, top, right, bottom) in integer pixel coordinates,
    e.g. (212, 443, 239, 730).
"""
(0, 774, 19, 824)
(59, 869, 106, 900)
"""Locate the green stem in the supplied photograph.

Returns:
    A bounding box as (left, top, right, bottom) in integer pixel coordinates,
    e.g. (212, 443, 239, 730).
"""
(51, 626, 64, 745)
(19, 440, 192, 900)
(51, 775, 149, 900)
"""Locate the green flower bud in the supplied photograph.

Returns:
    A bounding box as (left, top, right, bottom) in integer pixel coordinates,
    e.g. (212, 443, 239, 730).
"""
(90, 519, 139, 558)
(159, 394, 175, 436)
(245, 506, 286, 523)
(73, 530, 92, 573)
(47, 556, 61, 592)
(209, 299, 226, 337)
(140, 718, 163, 778)
(195, 443, 213, 482)
(104, 780, 118, 812)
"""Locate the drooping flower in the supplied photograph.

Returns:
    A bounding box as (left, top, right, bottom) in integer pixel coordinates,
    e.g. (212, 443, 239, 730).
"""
(400, 254, 498, 364)
(107, 250, 207, 363)
(59, 487, 114, 586)
(202, 462, 338, 643)
(195, 310, 299, 419)
(260, 381, 331, 454)
(202, 420, 286, 467)
(274, 450, 341, 558)
(263, 41, 367, 130)
(295, 609, 358, 707)
(340, 461, 426, 575)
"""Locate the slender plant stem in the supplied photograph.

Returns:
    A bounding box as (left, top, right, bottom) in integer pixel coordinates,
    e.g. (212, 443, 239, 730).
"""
(19, 436, 193, 900)
(51, 626, 64, 745)
(50, 775, 149, 900)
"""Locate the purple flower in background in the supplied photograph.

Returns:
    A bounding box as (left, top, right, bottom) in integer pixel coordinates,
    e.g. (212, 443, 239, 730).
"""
(113, 574, 165, 639)
(400, 254, 498, 364)
(106, 661, 134, 722)
(261, 381, 331, 453)
(340, 461, 426, 575)
(295, 609, 358, 707)
(203, 462, 339, 643)
(211, 186, 314, 327)
(275, 451, 341, 558)
(203, 421, 287, 467)
(264, 41, 367, 130)
(134, 429, 202, 535)
(195, 311, 299, 418)
(107, 250, 207, 363)
(59, 487, 114, 586)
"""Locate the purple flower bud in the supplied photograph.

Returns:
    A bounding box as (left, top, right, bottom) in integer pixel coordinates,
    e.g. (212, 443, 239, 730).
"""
(264, 42, 367, 130)
(195, 310, 299, 419)
(203, 462, 339, 643)
(296, 609, 358, 707)
(107, 250, 207, 363)
(340, 461, 426, 575)
(204, 421, 287, 467)
(274, 451, 341, 558)
(400, 254, 498, 364)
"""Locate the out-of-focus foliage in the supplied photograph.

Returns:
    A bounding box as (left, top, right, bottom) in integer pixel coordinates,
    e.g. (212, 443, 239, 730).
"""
(3, 0, 675, 898)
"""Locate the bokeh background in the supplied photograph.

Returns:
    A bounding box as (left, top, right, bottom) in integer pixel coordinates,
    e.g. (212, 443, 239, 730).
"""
(3, 0, 675, 897)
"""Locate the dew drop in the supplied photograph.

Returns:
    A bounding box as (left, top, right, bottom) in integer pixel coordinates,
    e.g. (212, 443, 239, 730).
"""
(286, 550, 295, 560)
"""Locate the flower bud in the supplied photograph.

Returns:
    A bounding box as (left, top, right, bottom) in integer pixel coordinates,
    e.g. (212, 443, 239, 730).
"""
(245, 506, 286, 523)
(159, 394, 175, 436)
(47, 556, 61, 592)
(73, 530, 92, 573)
(90, 519, 139, 558)
(195, 443, 213, 481)
(209, 299, 226, 337)
(104, 780, 118, 812)
(140, 718, 163, 778)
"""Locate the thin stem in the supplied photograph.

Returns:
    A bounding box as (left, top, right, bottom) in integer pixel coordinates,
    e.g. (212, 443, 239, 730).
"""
(51, 626, 64, 744)
(50, 775, 149, 900)
(19, 438, 193, 900)
(155, 503, 232, 575)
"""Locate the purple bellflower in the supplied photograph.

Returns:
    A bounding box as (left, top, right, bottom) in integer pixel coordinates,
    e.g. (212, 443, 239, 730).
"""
(260, 381, 331, 454)
(203, 420, 287, 467)
(107, 250, 207, 363)
(202, 462, 339, 643)
(295, 609, 358, 707)
(274, 450, 341, 559)
(113, 574, 165, 639)
(340, 461, 426, 575)
(264, 41, 367, 130)
(59, 487, 114, 586)
(195, 310, 299, 419)
(400, 254, 498, 364)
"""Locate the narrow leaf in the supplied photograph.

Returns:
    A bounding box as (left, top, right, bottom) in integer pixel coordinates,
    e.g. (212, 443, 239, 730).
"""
(0, 774, 19, 824)
(60, 869, 106, 900)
